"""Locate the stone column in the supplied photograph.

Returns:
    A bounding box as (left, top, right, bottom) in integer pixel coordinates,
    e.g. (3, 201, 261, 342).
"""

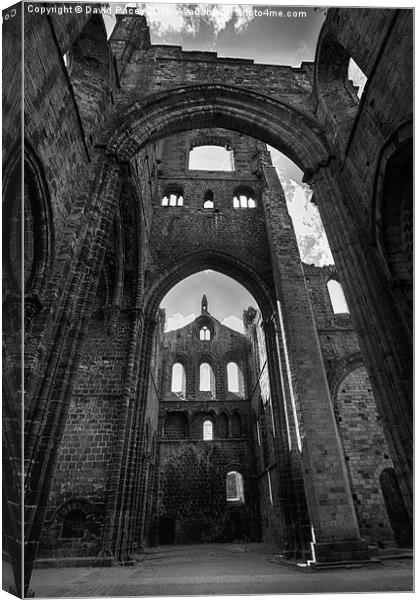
(24, 157, 123, 594)
(261, 318, 311, 558)
(310, 166, 412, 517)
(261, 165, 368, 563)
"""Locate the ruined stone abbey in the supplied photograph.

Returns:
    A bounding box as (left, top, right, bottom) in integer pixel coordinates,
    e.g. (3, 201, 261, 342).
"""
(2, 5, 412, 597)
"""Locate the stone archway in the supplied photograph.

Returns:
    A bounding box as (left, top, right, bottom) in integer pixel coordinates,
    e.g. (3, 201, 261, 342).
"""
(100, 253, 283, 557)
(107, 83, 331, 178)
(144, 250, 277, 323)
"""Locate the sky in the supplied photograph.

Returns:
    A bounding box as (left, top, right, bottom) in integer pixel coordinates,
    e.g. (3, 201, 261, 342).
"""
(104, 3, 326, 66)
(103, 3, 334, 329)
(161, 271, 256, 332)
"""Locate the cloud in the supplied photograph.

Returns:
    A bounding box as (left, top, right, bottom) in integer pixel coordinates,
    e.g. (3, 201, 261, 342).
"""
(296, 39, 310, 60)
(269, 148, 334, 267)
(166, 312, 196, 331)
(165, 312, 244, 334)
(221, 315, 244, 333)
(133, 3, 254, 40)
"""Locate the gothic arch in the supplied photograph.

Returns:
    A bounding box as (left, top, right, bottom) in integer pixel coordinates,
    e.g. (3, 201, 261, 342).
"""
(107, 84, 331, 178)
(144, 250, 275, 324)
(50, 497, 96, 524)
(222, 352, 246, 397)
(3, 143, 54, 301)
(314, 26, 360, 154)
(328, 352, 364, 410)
(371, 122, 412, 311)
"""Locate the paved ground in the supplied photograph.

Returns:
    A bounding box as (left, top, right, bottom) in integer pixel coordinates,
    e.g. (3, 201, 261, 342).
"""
(31, 543, 413, 597)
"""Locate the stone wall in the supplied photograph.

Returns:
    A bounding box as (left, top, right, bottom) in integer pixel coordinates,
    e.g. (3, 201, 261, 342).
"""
(303, 264, 397, 545)
(156, 311, 259, 545)
(1, 7, 412, 593)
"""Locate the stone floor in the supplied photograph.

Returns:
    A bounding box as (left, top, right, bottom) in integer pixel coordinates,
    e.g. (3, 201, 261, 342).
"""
(31, 543, 413, 597)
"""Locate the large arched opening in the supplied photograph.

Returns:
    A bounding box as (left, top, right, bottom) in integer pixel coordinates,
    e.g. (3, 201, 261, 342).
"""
(28, 89, 366, 575)
(107, 84, 331, 178)
(135, 266, 306, 549)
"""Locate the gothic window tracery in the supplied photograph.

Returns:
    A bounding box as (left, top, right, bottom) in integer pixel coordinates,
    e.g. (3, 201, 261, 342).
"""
(161, 192, 184, 207)
(233, 186, 256, 209)
(200, 326, 211, 341)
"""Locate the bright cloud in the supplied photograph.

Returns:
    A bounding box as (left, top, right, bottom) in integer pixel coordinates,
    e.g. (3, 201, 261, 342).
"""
(269, 149, 334, 267)
(221, 316, 244, 333)
(166, 312, 196, 332)
(134, 3, 254, 39)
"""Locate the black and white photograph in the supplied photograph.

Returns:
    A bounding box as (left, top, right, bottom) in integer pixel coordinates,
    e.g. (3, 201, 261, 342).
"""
(1, 1, 414, 597)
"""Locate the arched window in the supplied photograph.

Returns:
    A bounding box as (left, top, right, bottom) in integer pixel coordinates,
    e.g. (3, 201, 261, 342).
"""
(3, 149, 52, 299)
(61, 509, 86, 539)
(200, 326, 211, 341)
(327, 280, 349, 314)
(189, 145, 234, 171)
(233, 187, 256, 209)
(171, 362, 185, 395)
(226, 471, 244, 503)
(227, 362, 239, 392)
(348, 57, 367, 99)
(203, 190, 214, 209)
(203, 419, 213, 440)
(161, 192, 184, 207)
(199, 363, 211, 391)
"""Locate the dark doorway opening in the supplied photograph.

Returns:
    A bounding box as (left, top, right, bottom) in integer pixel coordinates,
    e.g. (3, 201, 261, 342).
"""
(159, 517, 176, 544)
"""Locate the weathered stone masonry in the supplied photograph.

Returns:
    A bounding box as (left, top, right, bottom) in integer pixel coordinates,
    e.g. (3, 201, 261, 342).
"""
(1, 6, 412, 596)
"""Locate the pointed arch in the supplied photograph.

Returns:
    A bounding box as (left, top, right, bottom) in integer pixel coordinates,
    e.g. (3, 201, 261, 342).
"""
(108, 84, 331, 178)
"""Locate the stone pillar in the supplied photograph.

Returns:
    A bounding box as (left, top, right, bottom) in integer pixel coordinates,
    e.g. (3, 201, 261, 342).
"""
(24, 157, 123, 594)
(310, 166, 412, 517)
(100, 308, 158, 563)
(261, 318, 312, 558)
(261, 165, 368, 563)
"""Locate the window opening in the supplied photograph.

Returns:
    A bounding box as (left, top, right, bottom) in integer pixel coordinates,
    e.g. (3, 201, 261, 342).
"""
(200, 363, 211, 391)
(162, 192, 184, 207)
(348, 57, 367, 99)
(327, 280, 349, 314)
(233, 193, 256, 209)
(226, 471, 244, 503)
(203, 419, 213, 440)
(189, 145, 234, 171)
(171, 363, 185, 394)
(227, 362, 240, 392)
(204, 190, 214, 209)
(200, 326, 211, 341)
